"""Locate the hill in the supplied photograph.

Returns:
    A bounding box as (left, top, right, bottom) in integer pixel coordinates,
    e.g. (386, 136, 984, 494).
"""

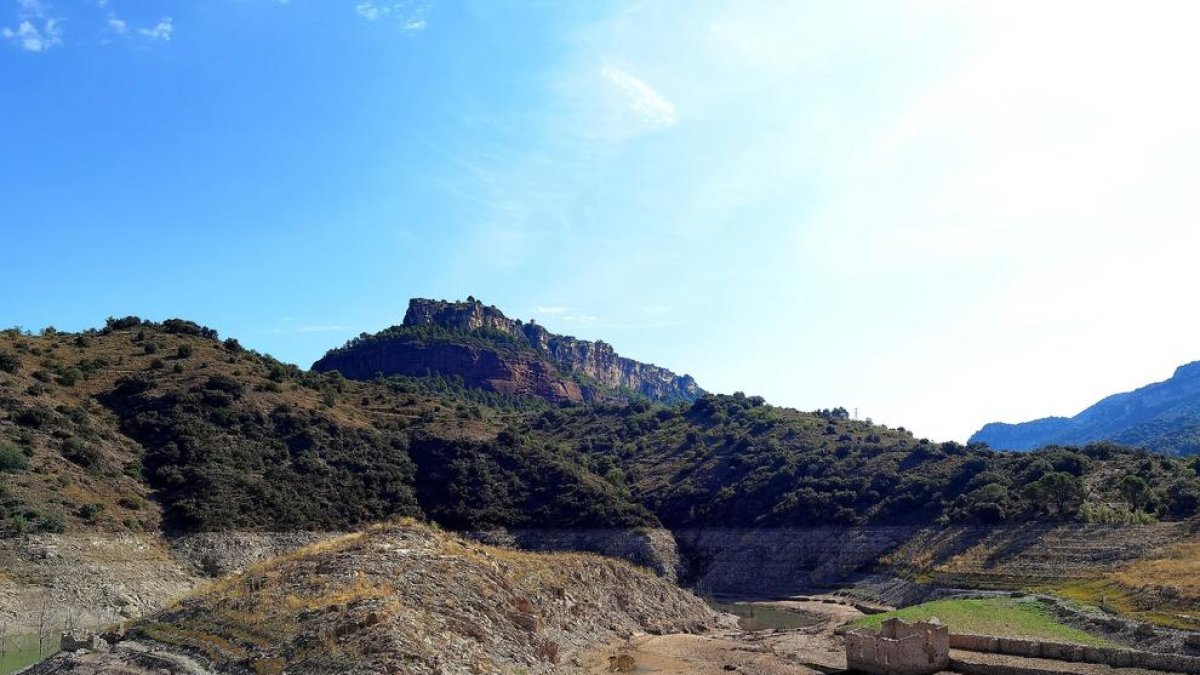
(4, 316, 1200, 542)
(971, 361, 1200, 454)
(6, 314, 1200, 644)
(0, 317, 651, 538)
(22, 521, 721, 675)
(312, 297, 704, 404)
(527, 396, 1200, 528)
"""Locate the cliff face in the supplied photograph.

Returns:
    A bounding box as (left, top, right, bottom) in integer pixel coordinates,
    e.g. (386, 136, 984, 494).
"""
(314, 338, 587, 401)
(970, 361, 1200, 454)
(314, 298, 704, 404)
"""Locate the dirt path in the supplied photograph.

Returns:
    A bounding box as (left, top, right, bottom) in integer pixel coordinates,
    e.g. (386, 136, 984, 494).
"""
(577, 597, 865, 674)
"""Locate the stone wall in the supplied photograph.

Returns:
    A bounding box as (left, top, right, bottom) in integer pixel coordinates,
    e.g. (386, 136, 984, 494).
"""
(474, 525, 1185, 603)
(674, 527, 920, 598)
(846, 619, 949, 675)
(949, 633, 1200, 674)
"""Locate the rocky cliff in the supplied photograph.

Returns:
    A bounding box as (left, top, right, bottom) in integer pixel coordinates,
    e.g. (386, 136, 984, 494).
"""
(313, 298, 705, 404)
(971, 361, 1200, 453)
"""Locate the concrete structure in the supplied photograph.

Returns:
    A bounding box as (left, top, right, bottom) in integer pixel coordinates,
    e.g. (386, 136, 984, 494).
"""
(60, 631, 110, 653)
(949, 633, 1200, 674)
(846, 618, 950, 675)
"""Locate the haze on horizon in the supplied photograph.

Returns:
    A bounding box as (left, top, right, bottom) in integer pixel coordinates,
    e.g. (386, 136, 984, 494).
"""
(3, 0, 1200, 443)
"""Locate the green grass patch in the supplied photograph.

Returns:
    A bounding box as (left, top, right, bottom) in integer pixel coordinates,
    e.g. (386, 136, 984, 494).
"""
(848, 597, 1115, 647)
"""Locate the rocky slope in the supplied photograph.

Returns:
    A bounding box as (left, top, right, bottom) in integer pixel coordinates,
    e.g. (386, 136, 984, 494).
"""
(312, 298, 704, 403)
(971, 361, 1200, 454)
(24, 521, 722, 675)
(0, 531, 332, 637)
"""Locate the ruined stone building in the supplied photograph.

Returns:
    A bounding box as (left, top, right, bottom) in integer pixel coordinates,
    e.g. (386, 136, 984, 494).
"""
(845, 618, 949, 675)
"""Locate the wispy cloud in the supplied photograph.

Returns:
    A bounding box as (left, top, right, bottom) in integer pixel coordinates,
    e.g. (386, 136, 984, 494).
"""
(355, 1, 429, 32)
(0, 0, 177, 49)
(599, 66, 678, 130)
(138, 16, 171, 41)
(297, 324, 349, 333)
(535, 305, 569, 315)
(2, 0, 62, 52)
(561, 314, 599, 324)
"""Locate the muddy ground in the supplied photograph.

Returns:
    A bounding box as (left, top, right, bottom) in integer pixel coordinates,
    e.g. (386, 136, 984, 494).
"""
(578, 597, 861, 674)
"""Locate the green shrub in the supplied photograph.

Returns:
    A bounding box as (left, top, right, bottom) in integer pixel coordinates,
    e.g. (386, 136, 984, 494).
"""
(57, 367, 84, 387)
(162, 319, 218, 339)
(0, 445, 29, 472)
(61, 438, 100, 467)
(122, 461, 144, 480)
(15, 408, 53, 429)
(118, 495, 147, 510)
(37, 512, 66, 533)
(106, 316, 143, 331)
(0, 350, 19, 373)
(176, 344, 194, 359)
(76, 503, 105, 521)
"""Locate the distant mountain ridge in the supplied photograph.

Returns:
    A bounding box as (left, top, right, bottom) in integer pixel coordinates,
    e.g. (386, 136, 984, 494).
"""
(970, 361, 1200, 454)
(312, 297, 704, 404)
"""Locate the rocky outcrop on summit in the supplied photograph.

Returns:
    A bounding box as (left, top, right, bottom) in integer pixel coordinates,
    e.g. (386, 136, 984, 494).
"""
(313, 298, 704, 404)
(971, 361, 1200, 454)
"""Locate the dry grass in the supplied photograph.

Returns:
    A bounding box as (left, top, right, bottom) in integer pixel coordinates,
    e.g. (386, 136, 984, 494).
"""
(280, 573, 393, 613)
(106, 520, 717, 675)
(139, 621, 254, 661)
(1049, 540, 1200, 630)
(1110, 542, 1200, 600)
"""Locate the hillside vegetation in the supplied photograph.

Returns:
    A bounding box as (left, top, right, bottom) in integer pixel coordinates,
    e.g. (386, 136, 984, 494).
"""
(527, 397, 1200, 527)
(0, 319, 645, 536)
(2, 318, 1200, 540)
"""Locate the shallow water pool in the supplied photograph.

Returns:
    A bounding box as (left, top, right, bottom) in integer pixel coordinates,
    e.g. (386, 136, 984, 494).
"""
(711, 602, 820, 631)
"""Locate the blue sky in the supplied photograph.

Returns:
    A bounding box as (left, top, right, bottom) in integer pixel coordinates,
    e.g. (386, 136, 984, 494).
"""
(4, 1, 1200, 442)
